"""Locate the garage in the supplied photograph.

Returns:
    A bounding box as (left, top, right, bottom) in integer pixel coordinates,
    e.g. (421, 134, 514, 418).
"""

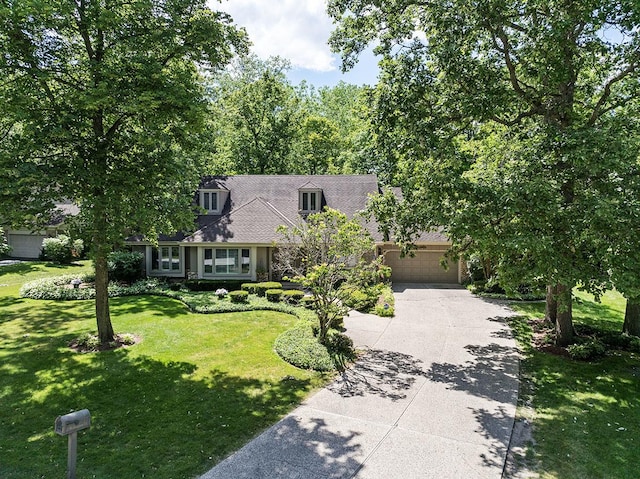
(6, 231, 47, 259)
(384, 250, 459, 283)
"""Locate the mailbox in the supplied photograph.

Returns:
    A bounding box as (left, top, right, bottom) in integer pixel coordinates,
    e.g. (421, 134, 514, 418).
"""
(55, 409, 91, 436)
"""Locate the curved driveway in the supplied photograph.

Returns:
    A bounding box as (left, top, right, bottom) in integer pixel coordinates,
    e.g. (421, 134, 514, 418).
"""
(200, 284, 519, 479)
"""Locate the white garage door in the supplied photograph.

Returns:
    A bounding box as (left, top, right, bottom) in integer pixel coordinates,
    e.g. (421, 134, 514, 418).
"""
(7, 233, 47, 259)
(385, 250, 459, 283)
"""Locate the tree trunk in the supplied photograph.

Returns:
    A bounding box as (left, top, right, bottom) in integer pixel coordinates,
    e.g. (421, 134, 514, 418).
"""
(95, 251, 115, 344)
(545, 284, 558, 327)
(623, 298, 640, 337)
(555, 283, 574, 346)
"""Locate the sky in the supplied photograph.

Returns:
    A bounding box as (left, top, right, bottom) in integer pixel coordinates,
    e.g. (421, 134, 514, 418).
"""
(210, 0, 380, 88)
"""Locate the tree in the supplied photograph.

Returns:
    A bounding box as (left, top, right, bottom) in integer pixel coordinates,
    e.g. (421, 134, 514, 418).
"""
(0, 0, 246, 344)
(329, 0, 640, 345)
(291, 115, 341, 174)
(275, 208, 376, 344)
(208, 55, 301, 174)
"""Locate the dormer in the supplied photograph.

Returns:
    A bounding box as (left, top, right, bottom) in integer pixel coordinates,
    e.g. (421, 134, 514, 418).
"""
(298, 181, 323, 214)
(198, 189, 227, 215)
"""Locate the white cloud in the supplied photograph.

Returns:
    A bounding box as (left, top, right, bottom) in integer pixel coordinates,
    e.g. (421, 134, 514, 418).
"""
(211, 0, 338, 72)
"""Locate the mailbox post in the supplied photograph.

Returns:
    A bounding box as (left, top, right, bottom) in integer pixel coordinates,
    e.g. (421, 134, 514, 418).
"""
(55, 409, 91, 479)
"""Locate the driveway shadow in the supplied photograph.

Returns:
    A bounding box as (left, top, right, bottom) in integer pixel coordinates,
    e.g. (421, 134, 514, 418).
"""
(327, 349, 427, 401)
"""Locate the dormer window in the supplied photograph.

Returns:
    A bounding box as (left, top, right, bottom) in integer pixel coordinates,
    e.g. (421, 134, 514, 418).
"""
(299, 188, 322, 213)
(199, 190, 221, 214)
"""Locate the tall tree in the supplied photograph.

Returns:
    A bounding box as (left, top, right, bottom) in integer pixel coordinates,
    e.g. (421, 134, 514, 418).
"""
(329, 0, 640, 345)
(0, 0, 246, 344)
(208, 55, 301, 174)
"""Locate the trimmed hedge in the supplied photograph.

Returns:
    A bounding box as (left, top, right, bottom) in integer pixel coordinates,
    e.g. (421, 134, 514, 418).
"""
(184, 279, 245, 292)
(241, 283, 259, 294)
(229, 290, 249, 303)
(107, 251, 144, 282)
(282, 289, 305, 305)
(273, 324, 335, 371)
(255, 282, 282, 297)
(265, 289, 284, 302)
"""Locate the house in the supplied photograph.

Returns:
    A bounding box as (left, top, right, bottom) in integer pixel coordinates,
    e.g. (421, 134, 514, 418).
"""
(4, 201, 80, 259)
(128, 175, 463, 284)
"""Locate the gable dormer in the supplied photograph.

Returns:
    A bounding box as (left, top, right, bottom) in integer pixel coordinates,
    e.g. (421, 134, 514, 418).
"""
(198, 188, 227, 215)
(298, 181, 323, 214)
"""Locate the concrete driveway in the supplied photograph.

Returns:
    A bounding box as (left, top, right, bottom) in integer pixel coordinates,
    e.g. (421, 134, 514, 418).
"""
(200, 284, 519, 479)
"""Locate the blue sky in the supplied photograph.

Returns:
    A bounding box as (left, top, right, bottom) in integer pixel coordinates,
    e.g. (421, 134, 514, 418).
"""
(211, 0, 380, 87)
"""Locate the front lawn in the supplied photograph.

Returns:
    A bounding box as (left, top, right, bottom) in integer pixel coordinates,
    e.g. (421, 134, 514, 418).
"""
(509, 290, 640, 479)
(0, 262, 327, 478)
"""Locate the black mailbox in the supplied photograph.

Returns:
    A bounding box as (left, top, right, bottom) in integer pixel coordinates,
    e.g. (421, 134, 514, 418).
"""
(55, 409, 91, 436)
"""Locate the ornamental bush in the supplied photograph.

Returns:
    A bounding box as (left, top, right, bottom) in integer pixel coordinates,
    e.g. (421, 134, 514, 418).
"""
(265, 289, 284, 302)
(229, 290, 249, 303)
(42, 235, 83, 264)
(282, 289, 305, 305)
(0, 228, 11, 257)
(274, 324, 335, 371)
(107, 251, 144, 282)
(255, 282, 282, 297)
(241, 283, 259, 294)
(567, 339, 607, 361)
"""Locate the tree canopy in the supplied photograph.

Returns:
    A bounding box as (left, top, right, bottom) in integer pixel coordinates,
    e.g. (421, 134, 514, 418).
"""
(0, 0, 247, 343)
(329, 0, 640, 343)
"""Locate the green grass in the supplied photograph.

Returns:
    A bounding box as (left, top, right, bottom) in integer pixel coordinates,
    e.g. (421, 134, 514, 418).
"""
(509, 290, 640, 479)
(0, 262, 328, 478)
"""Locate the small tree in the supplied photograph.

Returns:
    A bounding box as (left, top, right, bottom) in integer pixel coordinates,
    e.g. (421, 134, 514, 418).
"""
(0, 228, 11, 257)
(275, 208, 375, 344)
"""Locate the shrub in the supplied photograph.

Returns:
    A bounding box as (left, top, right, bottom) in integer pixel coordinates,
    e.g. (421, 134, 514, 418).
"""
(255, 282, 282, 297)
(282, 289, 305, 304)
(229, 290, 249, 303)
(241, 283, 259, 294)
(301, 296, 316, 308)
(0, 228, 12, 257)
(274, 324, 335, 371)
(215, 288, 228, 298)
(567, 339, 607, 361)
(265, 289, 284, 302)
(42, 235, 82, 264)
(107, 251, 144, 282)
(184, 279, 244, 292)
(342, 288, 377, 311)
(169, 282, 183, 291)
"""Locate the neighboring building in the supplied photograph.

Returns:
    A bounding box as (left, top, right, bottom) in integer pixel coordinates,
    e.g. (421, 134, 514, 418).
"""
(127, 175, 463, 284)
(4, 201, 80, 259)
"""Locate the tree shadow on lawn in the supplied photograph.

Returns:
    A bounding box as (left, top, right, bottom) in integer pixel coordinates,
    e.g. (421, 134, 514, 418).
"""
(0, 339, 318, 479)
(514, 351, 640, 479)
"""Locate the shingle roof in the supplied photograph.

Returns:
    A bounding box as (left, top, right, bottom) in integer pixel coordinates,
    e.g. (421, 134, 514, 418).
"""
(131, 174, 450, 245)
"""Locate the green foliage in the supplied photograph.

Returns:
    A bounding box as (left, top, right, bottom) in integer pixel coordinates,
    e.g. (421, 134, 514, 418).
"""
(273, 324, 336, 371)
(342, 287, 377, 311)
(41, 235, 83, 264)
(185, 279, 245, 292)
(254, 282, 283, 297)
(228, 290, 249, 303)
(373, 285, 395, 317)
(20, 275, 161, 301)
(241, 283, 259, 294)
(567, 339, 607, 361)
(329, 0, 640, 345)
(0, 228, 11, 257)
(275, 208, 375, 343)
(0, 0, 247, 342)
(107, 251, 144, 283)
(265, 289, 284, 302)
(282, 289, 305, 305)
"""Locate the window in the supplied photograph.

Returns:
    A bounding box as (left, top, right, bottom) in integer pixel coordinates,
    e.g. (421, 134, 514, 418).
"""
(203, 248, 250, 275)
(200, 190, 219, 213)
(300, 190, 321, 213)
(152, 246, 180, 272)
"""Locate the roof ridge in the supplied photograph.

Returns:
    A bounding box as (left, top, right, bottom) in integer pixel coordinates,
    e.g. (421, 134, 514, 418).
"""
(255, 196, 296, 227)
